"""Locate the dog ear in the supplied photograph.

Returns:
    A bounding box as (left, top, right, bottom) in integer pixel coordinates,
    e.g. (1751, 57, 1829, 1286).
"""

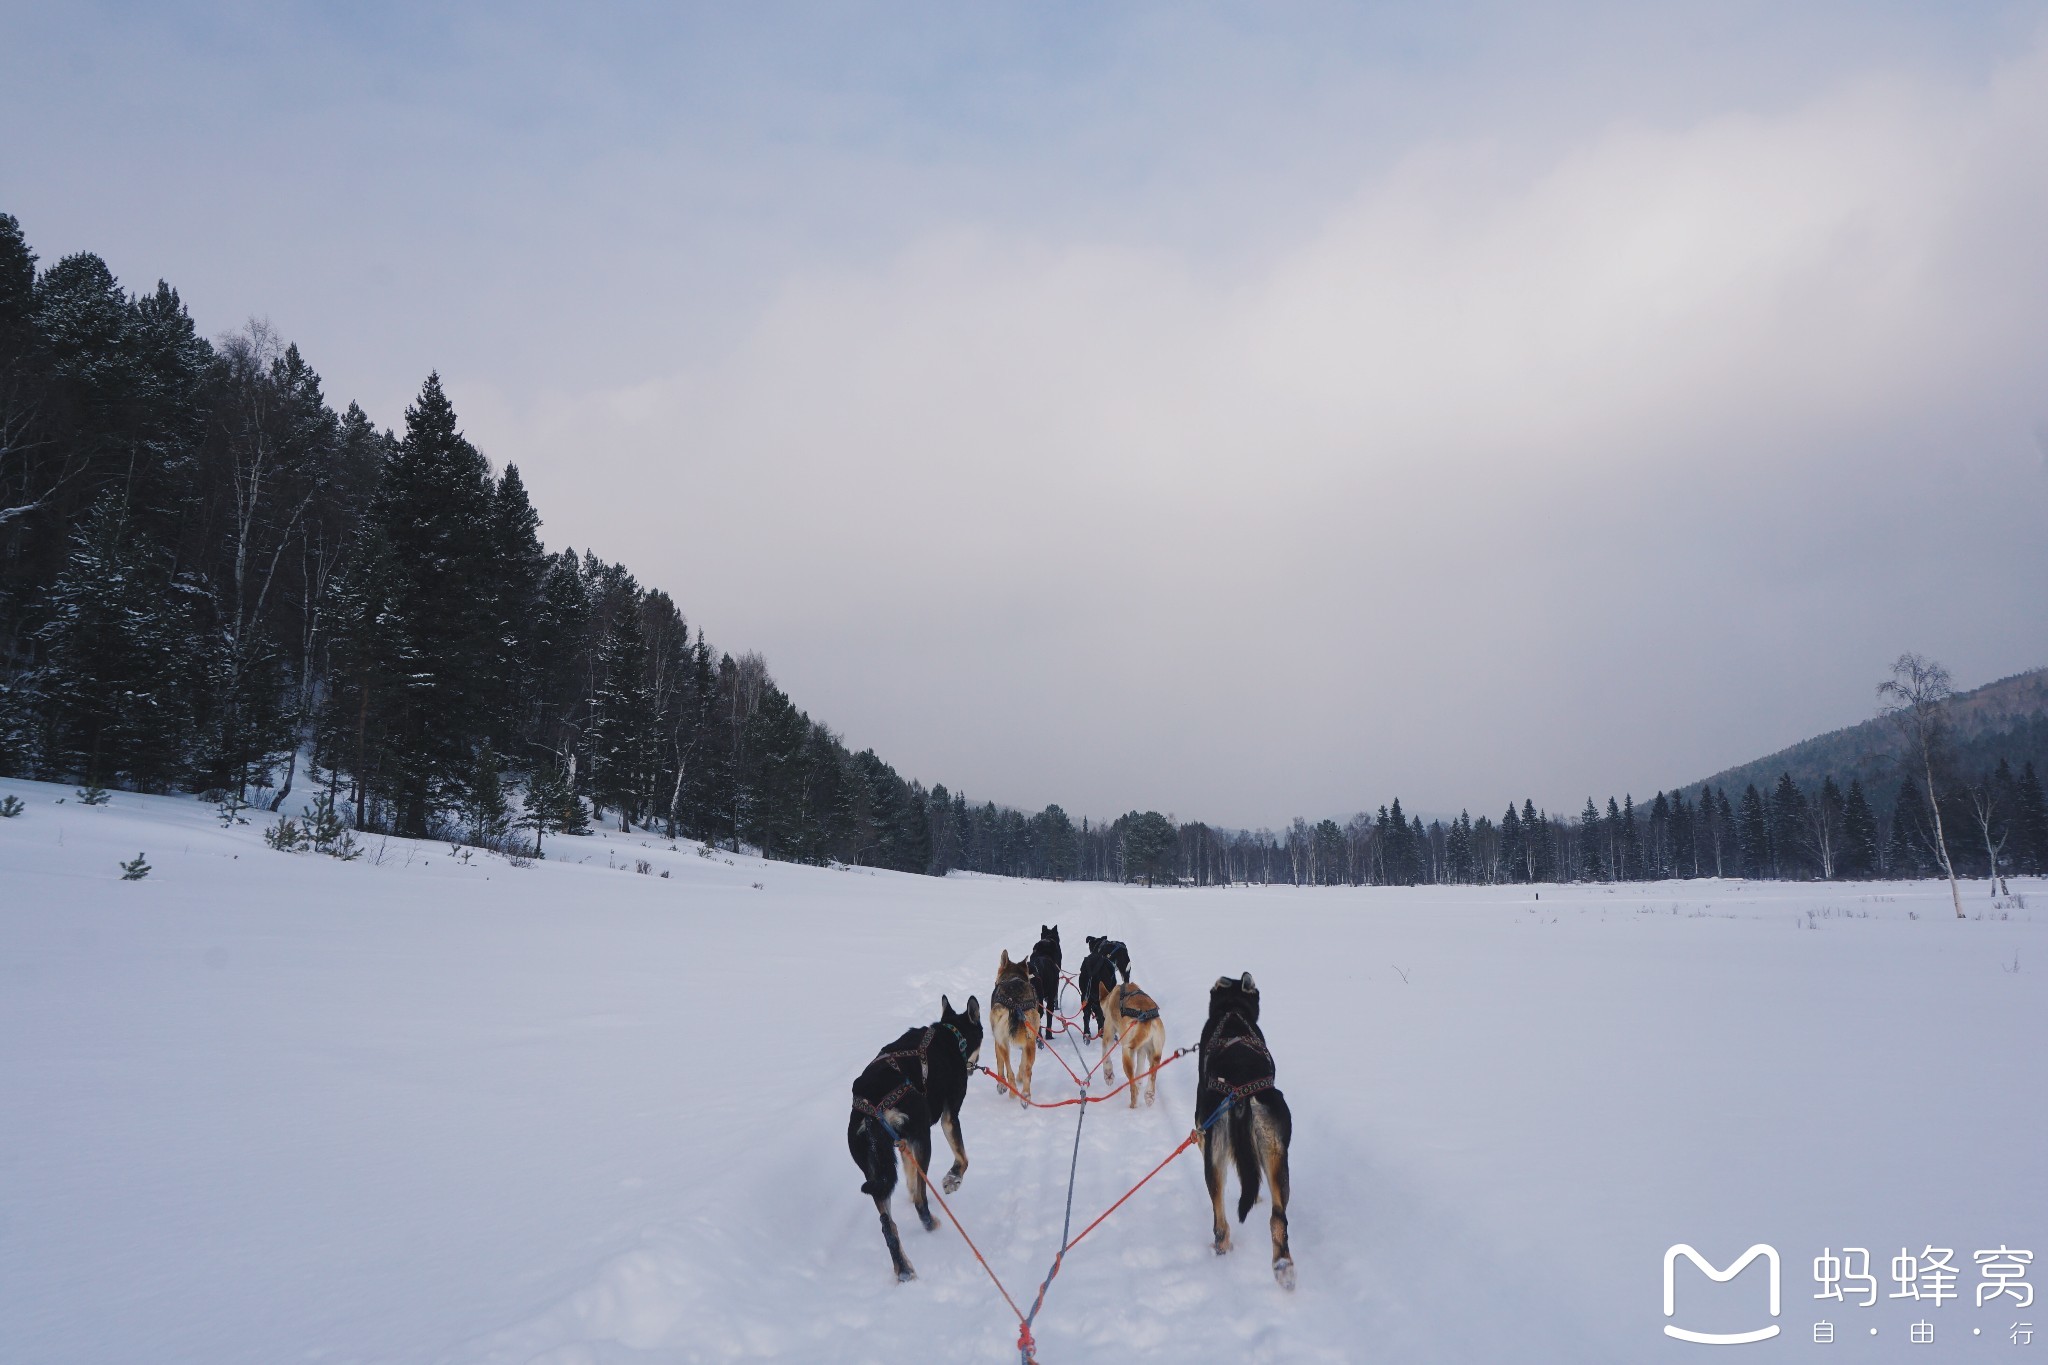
(1000, 949, 1012, 969)
(941, 994, 954, 1017)
(965, 995, 979, 1019)
(1240, 971, 1257, 993)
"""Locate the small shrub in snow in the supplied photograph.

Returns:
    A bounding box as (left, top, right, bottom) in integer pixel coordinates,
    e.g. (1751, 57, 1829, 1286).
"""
(0, 795, 23, 818)
(119, 852, 151, 880)
(303, 793, 359, 860)
(77, 785, 110, 806)
(265, 817, 310, 852)
(216, 794, 250, 828)
(634, 859, 651, 875)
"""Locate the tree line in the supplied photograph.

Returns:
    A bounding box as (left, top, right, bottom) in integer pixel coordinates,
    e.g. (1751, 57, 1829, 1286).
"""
(2, 213, 2042, 889)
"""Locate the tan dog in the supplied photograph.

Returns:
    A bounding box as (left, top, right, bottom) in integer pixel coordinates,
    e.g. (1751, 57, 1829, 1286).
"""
(1097, 981, 1165, 1107)
(989, 950, 1042, 1104)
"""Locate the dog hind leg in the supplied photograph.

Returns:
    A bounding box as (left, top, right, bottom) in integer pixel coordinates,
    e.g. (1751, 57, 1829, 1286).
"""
(1254, 1096, 1295, 1289)
(873, 1192, 915, 1281)
(1203, 1127, 1233, 1254)
(1019, 1022, 1037, 1103)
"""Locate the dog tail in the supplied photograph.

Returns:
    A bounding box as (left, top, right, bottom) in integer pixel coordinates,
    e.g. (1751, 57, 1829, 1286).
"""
(1231, 1099, 1261, 1222)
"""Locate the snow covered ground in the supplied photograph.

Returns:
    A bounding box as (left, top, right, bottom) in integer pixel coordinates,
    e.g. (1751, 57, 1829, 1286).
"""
(2, 777, 2042, 1364)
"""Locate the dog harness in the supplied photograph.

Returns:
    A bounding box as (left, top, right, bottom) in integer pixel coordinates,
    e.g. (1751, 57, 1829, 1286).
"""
(1119, 990, 1160, 1024)
(873, 1027, 936, 1084)
(1208, 1012, 1272, 1060)
(851, 1081, 917, 1139)
(993, 976, 1037, 1014)
(1203, 1011, 1278, 1115)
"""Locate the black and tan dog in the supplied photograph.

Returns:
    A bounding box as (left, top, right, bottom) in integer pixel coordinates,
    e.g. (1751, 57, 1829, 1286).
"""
(989, 949, 1043, 1103)
(1076, 935, 1132, 1041)
(846, 994, 984, 1282)
(1027, 924, 1062, 1040)
(1195, 972, 1295, 1289)
(1095, 979, 1164, 1105)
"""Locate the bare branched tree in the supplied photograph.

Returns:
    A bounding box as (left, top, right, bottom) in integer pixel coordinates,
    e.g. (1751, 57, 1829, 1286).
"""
(1877, 653, 1964, 918)
(1963, 765, 2013, 899)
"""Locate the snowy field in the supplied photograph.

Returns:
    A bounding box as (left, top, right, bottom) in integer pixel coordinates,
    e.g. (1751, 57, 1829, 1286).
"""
(2, 777, 2042, 1365)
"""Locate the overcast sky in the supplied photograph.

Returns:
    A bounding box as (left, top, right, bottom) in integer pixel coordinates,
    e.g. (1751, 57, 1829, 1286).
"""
(6, 2, 2048, 828)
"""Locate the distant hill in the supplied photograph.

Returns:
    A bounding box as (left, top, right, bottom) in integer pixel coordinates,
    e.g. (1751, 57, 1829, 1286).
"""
(1679, 667, 2048, 809)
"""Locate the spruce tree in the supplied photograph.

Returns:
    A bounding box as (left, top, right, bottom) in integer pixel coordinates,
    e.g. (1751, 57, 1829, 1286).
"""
(1887, 778, 1930, 877)
(361, 373, 500, 834)
(2015, 762, 2048, 875)
(1580, 798, 1603, 880)
(1499, 804, 1525, 883)
(1620, 795, 1642, 880)
(586, 594, 655, 829)
(460, 742, 511, 848)
(1840, 778, 1878, 879)
(1737, 784, 1771, 878)
(36, 497, 208, 789)
(1770, 774, 1809, 879)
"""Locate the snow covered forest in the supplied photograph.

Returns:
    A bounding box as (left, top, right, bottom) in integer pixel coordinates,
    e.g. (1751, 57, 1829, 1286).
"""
(2, 210, 2043, 891)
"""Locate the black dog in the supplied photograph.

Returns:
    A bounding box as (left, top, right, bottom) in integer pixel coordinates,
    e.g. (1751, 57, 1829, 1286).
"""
(846, 994, 983, 1282)
(1027, 924, 1061, 1040)
(1196, 972, 1294, 1289)
(1077, 935, 1132, 1041)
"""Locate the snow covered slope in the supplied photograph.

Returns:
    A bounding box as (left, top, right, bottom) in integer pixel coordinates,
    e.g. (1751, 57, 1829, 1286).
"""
(2, 778, 2041, 1364)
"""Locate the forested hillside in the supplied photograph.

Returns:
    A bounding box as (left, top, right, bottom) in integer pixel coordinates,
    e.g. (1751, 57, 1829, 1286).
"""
(0, 212, 979, 870)
(1680, 668, 2048, 816)
(3, 209, 2042, 890)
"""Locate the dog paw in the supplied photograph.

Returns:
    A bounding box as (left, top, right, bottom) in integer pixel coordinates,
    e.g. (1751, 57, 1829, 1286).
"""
(1213, 1237, 1232, 1256)
(896, 1265, 917, 1283)
(1274, 1258, 1296, 1290)
(917, 1208, 938, 1232)
(942, 1172, 962, 1194)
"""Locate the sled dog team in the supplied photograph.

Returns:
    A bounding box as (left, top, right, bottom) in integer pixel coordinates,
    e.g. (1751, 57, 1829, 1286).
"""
(845, 925, 1295, 1290)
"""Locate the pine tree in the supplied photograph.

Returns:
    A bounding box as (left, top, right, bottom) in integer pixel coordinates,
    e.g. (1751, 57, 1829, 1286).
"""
(1121, 810, 1177, 886)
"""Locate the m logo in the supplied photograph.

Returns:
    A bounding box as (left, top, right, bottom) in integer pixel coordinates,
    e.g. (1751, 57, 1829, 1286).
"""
(1663, 1244, 1781, 1344)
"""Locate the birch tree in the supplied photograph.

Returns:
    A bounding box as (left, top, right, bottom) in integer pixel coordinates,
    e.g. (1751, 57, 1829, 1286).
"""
(1877, 653, 1964, 918)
